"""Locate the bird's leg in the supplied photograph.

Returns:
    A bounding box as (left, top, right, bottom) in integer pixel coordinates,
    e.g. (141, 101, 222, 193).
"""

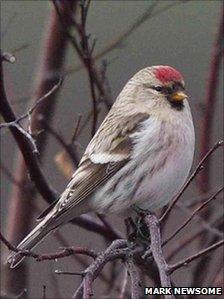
(136, 217, 150, 245)
(130, 205, 151, 245)
(125, 217, 138, 244)
(132, 204, 150, 217)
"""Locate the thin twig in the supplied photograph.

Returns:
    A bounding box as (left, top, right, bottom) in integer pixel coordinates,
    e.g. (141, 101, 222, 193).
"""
(35, 246, 97, 261)
(53, 0, 112, 109)
(79, 1, 99, 136)
(77, 107, 101, 140)
(1, 52, 16, 63)
(166, 213, 223, 262)
(167, 239, 224, 274)
(66, 1, 189, 76)
(163, 187, 224, 246)
(53, 231, 123, 293)
(0, 231, 97, 261)
(176, 202, 223, 238)
(71, 114, 82, 144)
(0, 232, 38, 259)
(42, 285, 46, 299)
(0, 58, 57, 202)
(11, 43, 29, 55)
(0, 79, 62, 130)
(55, 270, 84, 276)
(97, 214, 122, 241)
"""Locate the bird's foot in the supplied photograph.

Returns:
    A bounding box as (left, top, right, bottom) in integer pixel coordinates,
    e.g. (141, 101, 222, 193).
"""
(132, 204, 151, 217)
(125, 215, 150, 247)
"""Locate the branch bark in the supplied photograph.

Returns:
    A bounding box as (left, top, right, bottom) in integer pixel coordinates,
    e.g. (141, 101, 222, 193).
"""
(73, 239, 128, 299)
(126, 258, 142, 299)
(144, 213, 173, 299)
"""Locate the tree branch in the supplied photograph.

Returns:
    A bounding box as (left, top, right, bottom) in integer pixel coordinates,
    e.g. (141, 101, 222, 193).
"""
(144, 214, 173, 299)
(198, 9, 224, 193)
(1, 3, 76, 296)
(65, 1, 190, 76)
(0, 57, 58, 201)
(0, 231, 97, 261)
(73, 239, 128, 299)
(126, 258, 142, 299)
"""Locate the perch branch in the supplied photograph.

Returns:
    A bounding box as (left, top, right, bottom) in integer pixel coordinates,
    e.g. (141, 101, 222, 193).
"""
(126, 258, 142, 299)
(144, 213, 173, 299)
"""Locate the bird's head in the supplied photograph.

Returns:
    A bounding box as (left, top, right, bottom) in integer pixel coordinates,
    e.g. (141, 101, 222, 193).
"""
(125, 65, 188, 111)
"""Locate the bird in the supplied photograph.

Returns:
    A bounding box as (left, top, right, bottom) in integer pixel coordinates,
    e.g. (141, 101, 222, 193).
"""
(7, 65, 195, 268)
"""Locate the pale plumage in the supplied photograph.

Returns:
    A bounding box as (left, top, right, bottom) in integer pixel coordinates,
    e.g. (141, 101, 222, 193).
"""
(7, 65, 195, 268)
(91, 100, 194, 213)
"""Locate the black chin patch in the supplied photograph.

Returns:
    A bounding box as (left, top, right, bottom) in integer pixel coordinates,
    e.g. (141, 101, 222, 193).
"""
(170, 101, 184, 111)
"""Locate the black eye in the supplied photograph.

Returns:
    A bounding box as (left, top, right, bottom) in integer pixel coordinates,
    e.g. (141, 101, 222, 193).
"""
(152, 86, 163, 92)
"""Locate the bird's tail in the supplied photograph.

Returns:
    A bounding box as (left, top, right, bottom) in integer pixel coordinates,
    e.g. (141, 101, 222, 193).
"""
(7, 211, 55, 268)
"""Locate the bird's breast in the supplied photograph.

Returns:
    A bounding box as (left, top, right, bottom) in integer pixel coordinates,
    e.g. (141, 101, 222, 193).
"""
(129, 113, 195, 210)
(91, 110, 195, 214)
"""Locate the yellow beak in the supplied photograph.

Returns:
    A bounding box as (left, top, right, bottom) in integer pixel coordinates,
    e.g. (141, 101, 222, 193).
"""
(170, 91, 188, 102)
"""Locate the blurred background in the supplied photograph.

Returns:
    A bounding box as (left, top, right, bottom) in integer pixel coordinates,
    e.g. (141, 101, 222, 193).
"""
(1, 1, 223, 298)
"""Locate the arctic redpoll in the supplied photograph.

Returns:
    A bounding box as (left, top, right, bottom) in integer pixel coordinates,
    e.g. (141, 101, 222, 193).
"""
(7, 65, 195, 268)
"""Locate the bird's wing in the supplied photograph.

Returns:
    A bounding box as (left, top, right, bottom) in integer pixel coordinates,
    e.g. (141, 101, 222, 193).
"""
(52, 111, 149, 217)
